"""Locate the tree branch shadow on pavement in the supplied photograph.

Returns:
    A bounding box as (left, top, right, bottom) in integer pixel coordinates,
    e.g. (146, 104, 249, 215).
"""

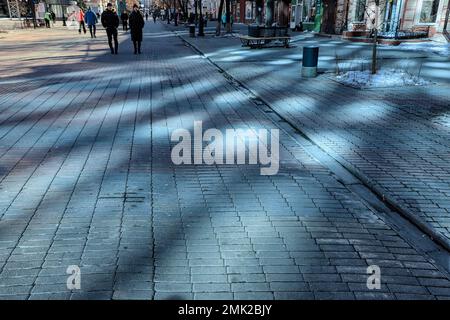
(1, 22, 450, 299)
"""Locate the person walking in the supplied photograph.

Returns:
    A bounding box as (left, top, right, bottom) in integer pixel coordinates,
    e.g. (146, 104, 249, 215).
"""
(78, 9, 87, 34)
(50, 10, 56, 26)
(221, 13, 226, 28)
(129, 4, 145, 54)
(84, 7, 97, 38)
(120, 10, 129, 31)
(101, 3, 120, 54)
(152, 11, 157, 23)
(44, 11, 51, 28)
(145, 12, 148, 21)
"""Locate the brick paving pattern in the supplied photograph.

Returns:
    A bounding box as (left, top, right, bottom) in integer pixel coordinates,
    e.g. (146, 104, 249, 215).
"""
(0, 23, 449, 299)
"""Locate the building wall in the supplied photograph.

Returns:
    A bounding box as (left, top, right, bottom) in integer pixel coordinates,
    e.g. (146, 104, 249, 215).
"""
(347, 0, 383, 30)
(344, 0, 448, 36)
(401, 0, 448, 33)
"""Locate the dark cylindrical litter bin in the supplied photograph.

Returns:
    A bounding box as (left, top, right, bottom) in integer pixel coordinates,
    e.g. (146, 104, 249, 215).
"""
(189, 24, 196, 37)
(302, 46, 319, 78)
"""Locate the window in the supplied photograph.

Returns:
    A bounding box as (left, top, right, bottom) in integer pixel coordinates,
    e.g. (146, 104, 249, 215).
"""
(354, 0, 366, 22)
(419, 0, 440, 23)
(302, 0, 315, 22)
(245, 1, 253, 20)
(0, 0, 9, 17)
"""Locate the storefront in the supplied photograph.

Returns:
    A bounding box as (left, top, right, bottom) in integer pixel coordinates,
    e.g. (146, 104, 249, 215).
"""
(290, 0, 319, 30)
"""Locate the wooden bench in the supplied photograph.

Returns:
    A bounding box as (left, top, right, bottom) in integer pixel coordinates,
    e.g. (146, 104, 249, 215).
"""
(239, 35, 291, 49)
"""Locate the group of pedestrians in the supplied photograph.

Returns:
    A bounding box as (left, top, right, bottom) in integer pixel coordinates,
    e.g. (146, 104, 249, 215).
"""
(68, 3, 144, 55)
(100, 3, 145, 55)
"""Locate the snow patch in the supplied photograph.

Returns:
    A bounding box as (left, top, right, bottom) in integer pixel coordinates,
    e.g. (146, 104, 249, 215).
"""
(397, 42, 450, 57)
(335, 69, 430, 89)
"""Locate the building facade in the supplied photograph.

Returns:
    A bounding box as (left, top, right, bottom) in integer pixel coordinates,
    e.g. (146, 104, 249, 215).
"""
(343, 0, 449, 39)
(1, 0, 448, 39)
(237, 0, 449, 39)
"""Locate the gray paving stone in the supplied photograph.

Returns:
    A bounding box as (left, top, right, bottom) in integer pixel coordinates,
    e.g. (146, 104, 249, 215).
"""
(154, 283, 192, 292)
(154, 292, 193, 300)
(112, 290, 153, 300)
(194, 292, 234, 300)
(231, 282, 270, 292)
(193, 283, 231, 292)
(274, 291, 314, 299)
(234, 292, 274, 300)
(270, 281, 309, 292)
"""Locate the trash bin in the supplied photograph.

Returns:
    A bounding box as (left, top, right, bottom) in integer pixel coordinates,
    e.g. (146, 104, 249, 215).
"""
(248, 25, 260, 37)
(302, 46, 319, 78)
(189, 24, 195, 37)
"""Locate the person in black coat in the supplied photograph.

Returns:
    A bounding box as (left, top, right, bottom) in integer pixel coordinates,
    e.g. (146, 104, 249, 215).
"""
(129, 4, 145, 54)
(101, 3, 120, 54)
(120, 10, 129, 31)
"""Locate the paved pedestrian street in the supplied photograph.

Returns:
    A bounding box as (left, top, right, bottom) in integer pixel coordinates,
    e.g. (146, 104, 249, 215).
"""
(1, 22, 450, 300)
(173, 27, 450, 245)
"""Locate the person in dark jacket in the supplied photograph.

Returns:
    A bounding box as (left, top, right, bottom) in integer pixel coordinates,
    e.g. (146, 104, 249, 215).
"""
(120, 10, 129, 31)
(84, 7, 98, 38)
(101, 3, 120, 54)
(129, 4, 145, 54)
(50, 10, 56, 24)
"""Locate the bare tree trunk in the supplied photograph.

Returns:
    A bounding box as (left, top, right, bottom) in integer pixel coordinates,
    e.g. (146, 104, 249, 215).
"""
(279, 0, 289, 27)
(198, 0, 204, 36)
(225, 0, 231, 33)
(177, 0, 187, 19)
(371, 28, 378, 74)
(216, 0, 224, 35)
(371, 0, 380, 74)
(343, 0, 350, 31)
